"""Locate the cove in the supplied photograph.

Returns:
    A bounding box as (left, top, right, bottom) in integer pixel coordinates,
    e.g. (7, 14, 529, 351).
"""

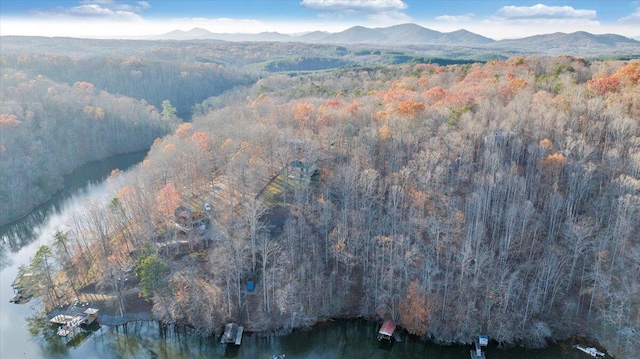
(0, 151, 594, 359)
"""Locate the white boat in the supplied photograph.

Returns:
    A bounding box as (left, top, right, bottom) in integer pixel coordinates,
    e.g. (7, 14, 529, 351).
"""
(574, 344, 605, 357)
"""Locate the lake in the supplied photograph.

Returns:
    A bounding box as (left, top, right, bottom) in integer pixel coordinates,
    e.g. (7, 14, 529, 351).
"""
(0, 151, 597, 359)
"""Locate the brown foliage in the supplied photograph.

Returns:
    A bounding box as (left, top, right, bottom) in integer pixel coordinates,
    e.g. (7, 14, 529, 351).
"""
(191, 132, 209, 151)
(540, 152, 567, 169)
(156, 182, 180, 221)
(73, 81, 94, 94)
(423, 86, 446, 105)
(0, 113, 21, 128)
(346, 100, 360, 115)
(396, 99, 426, 117)
(399, 281, 430, 335)
(499, 76, 527, 101)
(382, 88, 414, 104)
(322, 98, 342, 109)
(379, 124, 390, 140)
(539, 138, 553, 150)
(613, 60, 640, 86)
(294, 102, 314, 122)
(587, 72, 620, 95)
(175, 122, 193, 138)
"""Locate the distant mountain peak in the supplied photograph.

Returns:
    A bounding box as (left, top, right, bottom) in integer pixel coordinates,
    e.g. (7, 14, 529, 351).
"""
(149, 23, 639, 56)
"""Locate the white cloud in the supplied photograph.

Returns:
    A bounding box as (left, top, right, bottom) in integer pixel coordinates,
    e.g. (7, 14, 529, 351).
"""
(435, 13, 475, 22)
(618, 7, 640, 23)
(301, 0, 410, 25)
(79, 0, 115, 6)
(31, 1, 149, 20)
(301, 0, 407, 14)
(495, 4, 596, 19)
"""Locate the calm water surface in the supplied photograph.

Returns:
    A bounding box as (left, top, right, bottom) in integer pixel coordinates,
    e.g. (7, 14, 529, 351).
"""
(0, 151, 597, 359)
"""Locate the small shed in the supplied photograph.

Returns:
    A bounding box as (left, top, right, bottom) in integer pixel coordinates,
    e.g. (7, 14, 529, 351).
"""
(377, 320, 396, 341)
(83, 308, 99, 325)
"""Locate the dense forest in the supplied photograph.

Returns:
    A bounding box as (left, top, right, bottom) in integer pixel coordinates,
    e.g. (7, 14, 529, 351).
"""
(19, 53, 639, 358)
(0, 68, 179, 224)
(0, 39, 269, 224)
(0, 38, 488, 226)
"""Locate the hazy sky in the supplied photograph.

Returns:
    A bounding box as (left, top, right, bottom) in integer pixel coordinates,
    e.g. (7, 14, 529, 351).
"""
(1, 0, 639, 39)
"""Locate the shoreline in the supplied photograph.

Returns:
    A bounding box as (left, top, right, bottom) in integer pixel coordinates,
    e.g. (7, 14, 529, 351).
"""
(0, 149, 149, 227)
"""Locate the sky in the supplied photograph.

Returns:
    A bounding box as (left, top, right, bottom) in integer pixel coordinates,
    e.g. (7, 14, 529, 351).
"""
(0, 0, 639, 40)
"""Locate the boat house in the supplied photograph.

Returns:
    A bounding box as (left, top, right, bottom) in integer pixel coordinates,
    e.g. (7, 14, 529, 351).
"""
(377, 319, 396, 341)
(221, 322, 243, 345)
(470, 334, 488, 359)
(9, 272, 34, 303)
(50, 307, 99, 337)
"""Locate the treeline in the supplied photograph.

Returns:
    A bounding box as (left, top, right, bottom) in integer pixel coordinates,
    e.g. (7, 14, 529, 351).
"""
(49, 56, 639, 357)
(2, 54, 254, 119)
(0, 68, 179, 224)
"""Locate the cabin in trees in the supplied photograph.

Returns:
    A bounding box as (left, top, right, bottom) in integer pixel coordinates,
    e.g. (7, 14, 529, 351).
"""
(287, 160, 318, 181)
(173, 205, 209, 233)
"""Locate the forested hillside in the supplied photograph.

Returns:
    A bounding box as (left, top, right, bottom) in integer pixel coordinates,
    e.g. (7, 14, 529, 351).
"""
(37, 56, 639, 357)
(2, 54, 254, 119)
(0, 69, 179, 224)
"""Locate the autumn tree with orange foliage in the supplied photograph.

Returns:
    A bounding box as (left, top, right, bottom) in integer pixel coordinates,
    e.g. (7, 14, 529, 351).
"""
(156, 182, 180, 225)
(36, 55, 640, 358)
(396, 99, 426, 117)
(587, 72, 620, 95)
(400, 281, 431, 335)
(540, 153, 567, 190)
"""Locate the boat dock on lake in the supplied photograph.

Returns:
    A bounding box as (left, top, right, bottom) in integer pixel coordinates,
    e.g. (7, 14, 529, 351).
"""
(470, 334, 488, 359)
(377, 319, 396, 341)
(221, 322, 243, 345)
(9, 272, 34, 304)
(49, 302, 99, 337)
(574, 344, 605, 357)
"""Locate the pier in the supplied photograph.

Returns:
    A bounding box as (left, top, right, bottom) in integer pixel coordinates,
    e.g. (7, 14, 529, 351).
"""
(574, 344, 605, 357)
(9, 272, 34, 304)
(470, 334, 488, 359)
(221, 322, 243, 345)
(49, 302, 99, 337)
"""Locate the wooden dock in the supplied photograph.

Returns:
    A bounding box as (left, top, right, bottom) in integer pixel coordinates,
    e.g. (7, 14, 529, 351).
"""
(50, 307, 99, 337)
(9, 272, 34, 304)
(470, 334, 488, 359)
(221, 323, 243, 345)
(574, 344, 605, 357)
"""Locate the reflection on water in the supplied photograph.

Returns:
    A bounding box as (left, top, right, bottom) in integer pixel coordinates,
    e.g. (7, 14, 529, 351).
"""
(0, 151, 147, 359)
(24, 319, 587, 359)
(0, 151, 147, 262)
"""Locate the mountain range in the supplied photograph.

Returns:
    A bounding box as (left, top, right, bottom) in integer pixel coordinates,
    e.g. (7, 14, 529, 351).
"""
(149, 23, 640, 57)
(153, 23, 495, 46)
